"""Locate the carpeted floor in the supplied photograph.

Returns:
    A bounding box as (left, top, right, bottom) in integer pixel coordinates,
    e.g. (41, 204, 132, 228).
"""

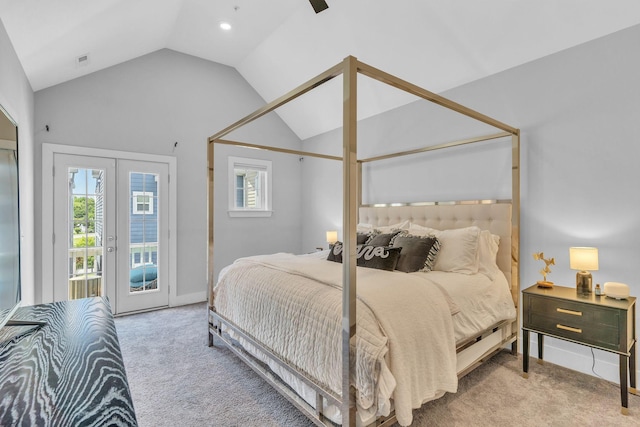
(114, 303, 640, 426)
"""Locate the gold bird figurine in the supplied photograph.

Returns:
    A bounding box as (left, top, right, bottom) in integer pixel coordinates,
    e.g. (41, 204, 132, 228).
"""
(533, 252, 555, 288)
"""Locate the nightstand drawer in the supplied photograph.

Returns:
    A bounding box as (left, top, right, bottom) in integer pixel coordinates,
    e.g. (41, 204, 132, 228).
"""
(528, 311, 620, 350)
(524, 294, 622, 351)
(529, 296, 619, 327)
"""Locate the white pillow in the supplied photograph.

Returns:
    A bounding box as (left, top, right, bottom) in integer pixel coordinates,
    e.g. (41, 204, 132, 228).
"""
(408, 223, 437, 236)
(374, 220, 409, 233)
(409, 223, 481, 274)
(477, 230, 500, 280)
(357, 223, 374, 233)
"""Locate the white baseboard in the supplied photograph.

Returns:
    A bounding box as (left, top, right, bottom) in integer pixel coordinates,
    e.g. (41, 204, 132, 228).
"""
(172, 291, 207, 307)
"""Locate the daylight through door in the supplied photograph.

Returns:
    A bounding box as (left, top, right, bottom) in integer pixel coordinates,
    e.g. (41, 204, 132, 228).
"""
(53, 155, 116, 305)
(69, 167, 105, 298)
(116, 160, 169, 313)
(53, 154, 170, 314)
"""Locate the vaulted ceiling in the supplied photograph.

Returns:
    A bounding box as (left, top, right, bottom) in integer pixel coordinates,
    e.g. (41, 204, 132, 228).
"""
(1, 0, 639, 139)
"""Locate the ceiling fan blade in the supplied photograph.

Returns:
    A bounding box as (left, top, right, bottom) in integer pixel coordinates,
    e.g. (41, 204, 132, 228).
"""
(309, 0, 329, 14)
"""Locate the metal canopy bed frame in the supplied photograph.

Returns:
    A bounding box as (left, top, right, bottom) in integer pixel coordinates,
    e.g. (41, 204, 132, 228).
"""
(207, 55, 520, 427)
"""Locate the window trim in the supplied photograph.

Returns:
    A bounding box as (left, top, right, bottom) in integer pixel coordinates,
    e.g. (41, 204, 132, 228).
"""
(132, 191, 154, 215)
(228, 156, 273, 218)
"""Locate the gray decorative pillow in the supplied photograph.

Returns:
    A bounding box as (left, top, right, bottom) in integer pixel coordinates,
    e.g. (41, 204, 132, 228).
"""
(357, 232, 371, 245)
(327, 242, 402, 272)
(329, 233, 372, 252)
(356, 246, 402, 271)
(366, 230, 404, 247)
(392, 235, 441, 273)
(327, 242, 344, 263)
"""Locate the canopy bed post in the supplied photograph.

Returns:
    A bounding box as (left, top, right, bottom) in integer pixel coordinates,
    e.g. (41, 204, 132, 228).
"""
(511, 132, 521, 353)
(342, 55, 358, 427)
(357, 161, 363, 209)
(207, 139, 215, 346)
(207, 141, 214, 302)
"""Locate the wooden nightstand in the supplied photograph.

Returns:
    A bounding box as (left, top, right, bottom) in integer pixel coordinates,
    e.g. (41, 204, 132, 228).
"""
(522, 284, 637, 415)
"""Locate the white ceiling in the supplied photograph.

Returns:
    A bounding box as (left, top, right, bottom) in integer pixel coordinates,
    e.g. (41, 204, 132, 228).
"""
(1, 0, 640, 139)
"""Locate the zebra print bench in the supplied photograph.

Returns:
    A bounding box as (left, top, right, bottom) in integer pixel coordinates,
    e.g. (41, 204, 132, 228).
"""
(0, 297, 137, 426)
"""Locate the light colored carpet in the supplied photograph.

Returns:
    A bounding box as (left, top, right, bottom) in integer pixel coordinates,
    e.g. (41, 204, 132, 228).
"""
(115, 303, 640, 426)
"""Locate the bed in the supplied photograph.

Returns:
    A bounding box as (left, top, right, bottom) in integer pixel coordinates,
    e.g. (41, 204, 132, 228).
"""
(207, 56, 520, 426)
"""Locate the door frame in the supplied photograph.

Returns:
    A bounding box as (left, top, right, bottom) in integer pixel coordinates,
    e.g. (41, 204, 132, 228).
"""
(42, 143, 177, 309)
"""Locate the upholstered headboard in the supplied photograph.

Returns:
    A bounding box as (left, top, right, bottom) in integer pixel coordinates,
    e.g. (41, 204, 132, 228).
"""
(359, 202, 517, 304)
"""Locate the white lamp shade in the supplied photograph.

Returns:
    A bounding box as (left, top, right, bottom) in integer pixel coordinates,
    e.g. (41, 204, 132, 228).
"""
(326, 230, 338, 244)
(569, 247, 599, 271)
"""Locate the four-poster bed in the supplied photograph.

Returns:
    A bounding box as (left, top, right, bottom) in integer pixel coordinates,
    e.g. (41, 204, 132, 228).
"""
(207, 56, 520, 426)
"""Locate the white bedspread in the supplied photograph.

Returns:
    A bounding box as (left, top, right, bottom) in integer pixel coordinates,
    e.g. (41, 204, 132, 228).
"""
(424, 270, 516, 342)
(214, 252, 460, 426)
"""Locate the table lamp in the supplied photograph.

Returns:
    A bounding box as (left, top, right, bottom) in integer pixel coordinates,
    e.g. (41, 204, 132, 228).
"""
(569, 247, 598, 295)
(326, 231, 338, 248)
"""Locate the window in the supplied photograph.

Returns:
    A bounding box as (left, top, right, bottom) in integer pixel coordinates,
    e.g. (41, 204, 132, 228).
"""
(132, 191, 154, 215)
(228, 156, 272, 217)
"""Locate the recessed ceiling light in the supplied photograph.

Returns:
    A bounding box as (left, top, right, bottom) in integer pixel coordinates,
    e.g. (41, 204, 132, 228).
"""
(220, 22, 232, 31)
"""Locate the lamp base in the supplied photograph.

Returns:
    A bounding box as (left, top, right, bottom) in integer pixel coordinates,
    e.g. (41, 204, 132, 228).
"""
(576, 271, 592, 296)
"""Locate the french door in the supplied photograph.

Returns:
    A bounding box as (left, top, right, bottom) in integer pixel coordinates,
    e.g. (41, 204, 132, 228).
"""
(116, 160, 169, 313)
(52, 154, 169, 314)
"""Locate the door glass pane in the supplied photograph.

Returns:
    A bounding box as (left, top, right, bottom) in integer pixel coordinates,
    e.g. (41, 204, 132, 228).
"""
(129, 172, 159, 293)
(68, 168, 104, 299)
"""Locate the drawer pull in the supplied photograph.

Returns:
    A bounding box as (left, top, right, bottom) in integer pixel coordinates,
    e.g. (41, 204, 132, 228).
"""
(557, 324, 582, 334)
(557, 308, 582, 316)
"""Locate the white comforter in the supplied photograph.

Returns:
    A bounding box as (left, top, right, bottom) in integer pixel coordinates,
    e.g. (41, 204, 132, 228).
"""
(214, 252, 460, 426)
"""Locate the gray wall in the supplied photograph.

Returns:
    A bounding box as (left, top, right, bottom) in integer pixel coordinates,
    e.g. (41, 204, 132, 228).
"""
(0, 19, 35, 304)
(301, 24, 640, 383)
(34, 49, 302, 303)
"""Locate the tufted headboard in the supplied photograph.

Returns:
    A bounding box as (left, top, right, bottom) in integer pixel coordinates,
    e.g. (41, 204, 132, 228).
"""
(359, 202, 517, 305)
